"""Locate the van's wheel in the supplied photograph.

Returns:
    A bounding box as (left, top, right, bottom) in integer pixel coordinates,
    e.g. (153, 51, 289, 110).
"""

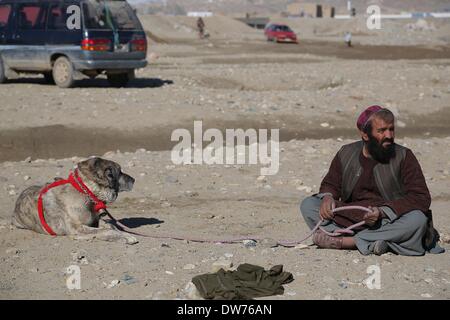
(107, 70, 134, 87)
(52, 56, 75, 88)
(43, 72, 55, 84)
(0, 56, 7, 84)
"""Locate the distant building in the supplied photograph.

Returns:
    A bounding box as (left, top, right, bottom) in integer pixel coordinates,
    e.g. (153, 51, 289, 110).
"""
(187, 11, 213, 17)
(286, 2, 335, 18)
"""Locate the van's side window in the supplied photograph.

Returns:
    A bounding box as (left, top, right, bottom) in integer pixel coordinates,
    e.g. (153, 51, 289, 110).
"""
(0, 4, 11, 29)
(48, 4, 73, 30)
(18, 4, 47, 30)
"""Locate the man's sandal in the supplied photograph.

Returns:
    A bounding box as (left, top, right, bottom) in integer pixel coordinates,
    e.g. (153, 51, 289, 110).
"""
(312, 229, 343, 249)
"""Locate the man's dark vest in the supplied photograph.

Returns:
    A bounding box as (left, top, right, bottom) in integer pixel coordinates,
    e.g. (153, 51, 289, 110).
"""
(336, 141, 440, 252)
(337, 141, 406, 202)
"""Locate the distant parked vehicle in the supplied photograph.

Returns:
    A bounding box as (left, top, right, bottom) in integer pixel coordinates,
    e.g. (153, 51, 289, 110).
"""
(0, 0, 147, 88)
(264, 24, 298, 43)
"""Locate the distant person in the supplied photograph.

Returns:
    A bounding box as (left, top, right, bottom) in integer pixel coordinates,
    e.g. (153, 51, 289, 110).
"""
(197, 17, 205, 39)
(344, 31, 352, 47)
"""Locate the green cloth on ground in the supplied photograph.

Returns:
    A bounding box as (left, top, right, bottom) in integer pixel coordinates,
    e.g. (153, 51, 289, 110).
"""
(192, 263, 294, 300)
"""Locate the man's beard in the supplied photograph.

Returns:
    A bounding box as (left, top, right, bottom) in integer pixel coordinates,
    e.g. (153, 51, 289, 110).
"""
(365, 134, 396, 163)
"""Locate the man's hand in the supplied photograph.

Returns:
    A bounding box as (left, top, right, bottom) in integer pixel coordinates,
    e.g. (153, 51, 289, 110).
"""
(364, 206, 382, 227)
(319, 195, 335, 221)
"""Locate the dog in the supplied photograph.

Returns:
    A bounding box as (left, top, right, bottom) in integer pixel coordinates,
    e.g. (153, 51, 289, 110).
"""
(12, 157, 138, 244)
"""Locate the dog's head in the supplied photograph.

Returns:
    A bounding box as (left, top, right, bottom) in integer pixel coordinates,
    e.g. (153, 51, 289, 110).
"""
(77, 157, 135, 203)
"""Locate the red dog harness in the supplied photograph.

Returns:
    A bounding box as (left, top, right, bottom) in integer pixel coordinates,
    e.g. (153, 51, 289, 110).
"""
(37, 169, 107, 236)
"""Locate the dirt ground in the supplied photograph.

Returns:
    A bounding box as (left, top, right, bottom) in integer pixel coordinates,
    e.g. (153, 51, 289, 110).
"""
(1, 15, 450, 300)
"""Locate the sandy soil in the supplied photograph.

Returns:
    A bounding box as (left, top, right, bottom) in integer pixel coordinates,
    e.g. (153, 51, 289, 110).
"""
(0, 15, 449, 300)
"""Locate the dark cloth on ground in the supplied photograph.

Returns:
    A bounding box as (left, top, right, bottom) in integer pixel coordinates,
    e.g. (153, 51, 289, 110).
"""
(192, 263, 294, 300)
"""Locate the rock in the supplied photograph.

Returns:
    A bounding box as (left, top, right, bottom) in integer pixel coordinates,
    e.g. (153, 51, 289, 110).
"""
(165, 271, 174, 275)
(183, 264, 196, 270)
(23, 157, 32, 163)
(338, 281, 348, 289)
(23, 176, 31, 181)
(184, 190, 199, 197)
(424, 267, 436, 273)
(263, 185, 272, 190)
(211, 260, 233, 273)
(243, 239, 257, 248)
(294, 244, 309, 250)
(420, 293, 432, 298)
(256, 175, 267, 183)
(72, 252, 89, 265)
(126, 161, 135, 168)
(161, 201, 172, 208)
(122, 274, 138, 285)
(224, 253, 234, 258)
(107, 280, 120, 289)
(440, 234, 450, 244)
(6, 248, 20, 254)
(323, 295, 335, 300)
(320, 122, 330, 128)
(184, 281, 203, 300)
(286, 291, 297, 296)
(8, 190, 16, 196)
(297, 186, 312, 193)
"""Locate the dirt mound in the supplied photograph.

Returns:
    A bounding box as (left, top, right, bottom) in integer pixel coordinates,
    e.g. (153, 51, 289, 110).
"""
(139, 14, 259, 41)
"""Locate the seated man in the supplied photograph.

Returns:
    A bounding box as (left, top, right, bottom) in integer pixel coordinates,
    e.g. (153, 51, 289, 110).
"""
(300, 105, 444, 256)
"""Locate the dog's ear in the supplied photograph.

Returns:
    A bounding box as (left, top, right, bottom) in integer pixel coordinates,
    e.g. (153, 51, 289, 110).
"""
(78, 157, 106, 184)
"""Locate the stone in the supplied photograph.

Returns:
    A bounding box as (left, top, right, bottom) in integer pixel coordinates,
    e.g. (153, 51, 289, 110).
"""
(243, 239, 257, 248)
(294, 244, 309, 250)
(184, 281, 203, 300)
(211, 260, 233, 273)
(122, 274, 138, 285)
(420, 293, 432, 298)
(183, 264, 196, 270)
(107, 280, 120, 289)
(256, 175, 267, 183)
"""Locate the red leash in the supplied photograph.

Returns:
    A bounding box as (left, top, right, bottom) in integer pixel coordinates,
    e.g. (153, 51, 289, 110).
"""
(37, 169, 106, 236)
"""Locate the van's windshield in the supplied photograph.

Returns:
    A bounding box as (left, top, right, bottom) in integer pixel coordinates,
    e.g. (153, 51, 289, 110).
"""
(83, 0, 141, 30)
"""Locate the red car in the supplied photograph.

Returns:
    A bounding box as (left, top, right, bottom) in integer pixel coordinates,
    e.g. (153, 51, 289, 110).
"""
(264, 24, 298, 43)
